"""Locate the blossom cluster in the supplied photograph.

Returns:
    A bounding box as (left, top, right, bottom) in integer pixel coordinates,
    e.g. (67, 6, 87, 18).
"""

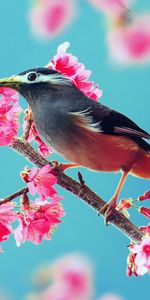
(87, 0, 150, 64)
(120, 190, 150, 276)
(48, 41, 103, 101)
(0, 164, 64, 249)
(0, 88, 21, 146)
(127, 233, 150, 276)
(29, 0, 75, 39)
(90, 0, 150, 64)
(27, 253, 123, 300)
(32, 254, 93, 300)
(114, 190, 150, 276)
(107, 14, 150, 64)
(23, 108, 52, 156)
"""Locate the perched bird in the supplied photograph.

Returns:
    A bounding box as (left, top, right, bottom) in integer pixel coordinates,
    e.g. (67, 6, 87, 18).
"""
(0, 67, 150, 221)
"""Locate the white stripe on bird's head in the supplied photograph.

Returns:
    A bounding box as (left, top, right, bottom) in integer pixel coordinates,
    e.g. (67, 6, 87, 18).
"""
(18, 70, 72, 86)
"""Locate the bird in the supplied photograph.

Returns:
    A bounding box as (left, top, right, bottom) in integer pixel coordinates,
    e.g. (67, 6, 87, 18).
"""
(0, 67, 150, 222)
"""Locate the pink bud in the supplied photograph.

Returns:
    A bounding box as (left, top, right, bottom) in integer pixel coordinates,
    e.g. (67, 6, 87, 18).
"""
(139, 207, 150, 219)
(138, 190, 150, 201)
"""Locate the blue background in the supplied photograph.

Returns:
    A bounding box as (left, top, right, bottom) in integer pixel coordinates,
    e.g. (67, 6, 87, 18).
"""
(0, 0, 150, 299)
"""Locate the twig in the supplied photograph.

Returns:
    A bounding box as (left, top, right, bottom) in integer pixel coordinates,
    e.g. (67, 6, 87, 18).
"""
(78, 171, 85, 187)
(0, 187, 28, 205)
(11, 138, 145, 243)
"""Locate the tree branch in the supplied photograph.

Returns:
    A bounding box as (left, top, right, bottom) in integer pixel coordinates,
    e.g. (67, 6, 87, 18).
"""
(0, 187, 28, 205)
(11, 138, 145, 243)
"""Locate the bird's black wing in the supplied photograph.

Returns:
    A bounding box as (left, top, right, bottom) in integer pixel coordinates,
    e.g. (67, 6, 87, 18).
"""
(100, 109, 150, 138)
(69, 100, 150, 151)
(92, 104, 150, 151)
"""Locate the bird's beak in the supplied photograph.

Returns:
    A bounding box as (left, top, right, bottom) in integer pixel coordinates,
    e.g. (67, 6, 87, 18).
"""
(0, 75, 21, 90)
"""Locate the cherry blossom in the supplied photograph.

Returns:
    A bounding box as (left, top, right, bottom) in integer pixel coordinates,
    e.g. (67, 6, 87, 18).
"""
(30, 123, 52, 156)
(22, 165, 57, 201)
(0, 203, 18, 243)
(116, 198, 132, 218)
(14, 201, 64, 246)
(126, 251, 137, 276)
(49, 254, 93, 299)
(128, 238, 150, 275)
(117, 198, 132, 211)
(29, 0, 75, 39)
(23, 109, 52, 157)
(107, 15, 150, 64)
(0, 88, 21, 146)
(29, 254, 93, 300)
(48, 42, 103, 101)
(0, 87, 18, 103)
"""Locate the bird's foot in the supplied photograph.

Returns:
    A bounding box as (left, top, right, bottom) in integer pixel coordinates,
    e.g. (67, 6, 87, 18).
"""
(98, 199, 117, 225)
(51, 161, 79, 172)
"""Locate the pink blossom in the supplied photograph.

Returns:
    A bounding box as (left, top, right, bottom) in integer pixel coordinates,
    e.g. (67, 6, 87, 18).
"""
(88, 0, 128, 17)
(138, 190, 150, 201)
(0, 203, 18, 242)
(23, 112, 52, 156)
(29, 0, 75, 39)
(48, 254, 93, 300)
(37, 141, 52, 156)
(48, 42, 102, 101)
(14, 201, 64, 246)
(128, 238, 150, 275)
(26, 164, 57, 201)
(117, 198, 132, 211)
(0, 87, 18, 103)
(32, 254, 93, 300)
(126, 252, 137, 276)
(107, 15, 150, 64)
(0, 89, 21, 146)
(31, 124, 52, 156)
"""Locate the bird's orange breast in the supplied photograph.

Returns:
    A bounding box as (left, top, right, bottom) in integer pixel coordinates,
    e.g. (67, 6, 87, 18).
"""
(54, 131, 140, 172)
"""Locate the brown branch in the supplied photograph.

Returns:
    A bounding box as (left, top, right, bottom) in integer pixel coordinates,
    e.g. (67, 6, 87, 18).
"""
(0, 187, 28, 205)
(11, 138, 145, 243)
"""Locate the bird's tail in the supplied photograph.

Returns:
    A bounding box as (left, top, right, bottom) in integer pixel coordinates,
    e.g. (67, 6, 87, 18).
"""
(131, 149, 150, 179)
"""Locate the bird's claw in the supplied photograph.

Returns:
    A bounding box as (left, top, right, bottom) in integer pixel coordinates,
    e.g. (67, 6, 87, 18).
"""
(98, 201, 117, 225)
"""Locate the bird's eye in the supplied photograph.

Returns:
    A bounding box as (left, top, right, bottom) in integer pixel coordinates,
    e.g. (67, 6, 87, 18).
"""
(27, 72, 37, 82)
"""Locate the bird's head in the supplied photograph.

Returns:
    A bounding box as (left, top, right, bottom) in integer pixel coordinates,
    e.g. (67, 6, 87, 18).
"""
(0, 67, 73, 104)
